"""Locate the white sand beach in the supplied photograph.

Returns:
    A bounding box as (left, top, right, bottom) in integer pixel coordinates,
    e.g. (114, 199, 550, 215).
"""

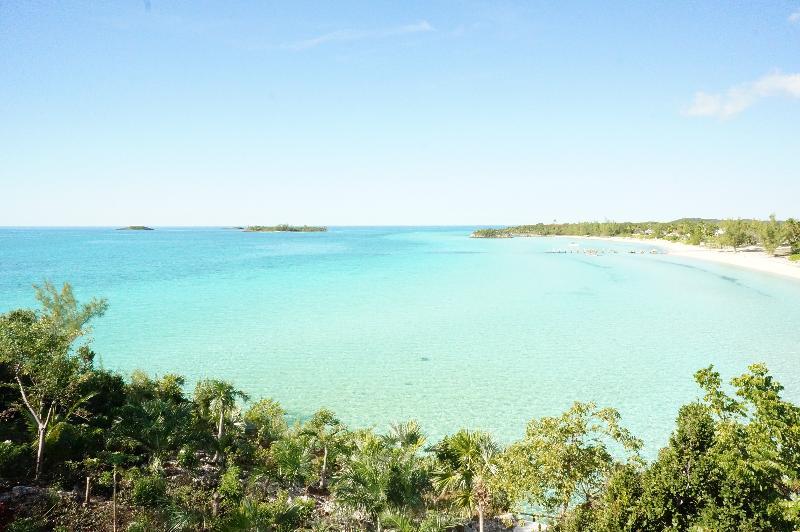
(583, 236, 800, 281)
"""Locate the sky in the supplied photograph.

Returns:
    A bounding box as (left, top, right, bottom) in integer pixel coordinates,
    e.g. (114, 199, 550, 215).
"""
(1, 1, 799, 226)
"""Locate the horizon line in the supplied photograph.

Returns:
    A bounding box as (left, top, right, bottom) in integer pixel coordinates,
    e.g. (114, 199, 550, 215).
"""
(0, 217, 782, 229)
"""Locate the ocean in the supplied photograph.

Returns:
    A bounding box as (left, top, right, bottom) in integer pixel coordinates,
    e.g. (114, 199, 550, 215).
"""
(2, 226, 798, 455)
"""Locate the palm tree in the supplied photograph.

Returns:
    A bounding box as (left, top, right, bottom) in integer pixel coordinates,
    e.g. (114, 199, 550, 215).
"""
(112, 398, 193, 460)
(431, 430, 499, 532)
(336, 428, 434, 531)
(270, 435, 315, 485)
(384, 420, 426, 451)
(301, 409, 345, 489)
(382, 511, 457, 532)
(193, 379, 249, 460)
(334, 434, 391, 531)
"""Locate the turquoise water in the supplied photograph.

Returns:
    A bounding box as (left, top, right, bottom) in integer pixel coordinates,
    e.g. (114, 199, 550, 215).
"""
(1, 227, 799, 455)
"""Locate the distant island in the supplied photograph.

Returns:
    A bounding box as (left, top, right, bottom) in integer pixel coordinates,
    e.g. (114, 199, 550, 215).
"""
(116, 226, 154, 231)
(244, 224, 327, 233)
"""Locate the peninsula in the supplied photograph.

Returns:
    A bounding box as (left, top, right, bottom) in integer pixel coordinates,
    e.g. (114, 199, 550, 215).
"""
(244, 224, 327, 233)
(473, 217, 800, 280)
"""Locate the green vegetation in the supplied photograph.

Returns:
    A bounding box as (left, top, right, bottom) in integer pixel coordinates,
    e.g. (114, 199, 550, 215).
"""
(2, 283, 800, 530)
(244, 225, 327, 233)
(473, 215, 800, 256)
(116, 226, 154, 230)
(469, 228, 512, 238)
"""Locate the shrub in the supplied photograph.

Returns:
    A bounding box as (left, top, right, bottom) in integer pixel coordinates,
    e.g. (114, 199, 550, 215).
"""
(94, 470, 116, 498)
(218, 465, 243, 504)
(0, 440, 32, 481)
(789, 254, 800, 262)
(126, 514, 161, 532)
(48, 460, 83, 491)
(222, 492, 315, 531)
(176, 445, 198, 469)
(165, 483, 213, 526)
(131, 475, 167, 508)
(270, 438, 313, 484)
(269, 492, 315, 531)
(7, 517, 47, 532)
(244, 398, 288, 447)
(45, 422, 98, 465)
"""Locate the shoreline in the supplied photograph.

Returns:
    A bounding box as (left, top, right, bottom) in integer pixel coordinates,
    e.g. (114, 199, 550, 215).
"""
(575, 235, 800, 281)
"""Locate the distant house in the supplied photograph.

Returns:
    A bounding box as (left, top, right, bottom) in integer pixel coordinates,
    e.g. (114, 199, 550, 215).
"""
(714, 228, 725, 236)
(644, 229, 655, 235)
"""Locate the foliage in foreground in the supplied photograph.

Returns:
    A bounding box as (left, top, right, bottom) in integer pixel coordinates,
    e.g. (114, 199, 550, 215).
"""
(1, 283, 799, 531)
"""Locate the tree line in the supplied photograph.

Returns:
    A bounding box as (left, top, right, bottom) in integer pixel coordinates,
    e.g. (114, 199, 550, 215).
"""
(1, 283, 799, 531)
(472, 215, 800, 257)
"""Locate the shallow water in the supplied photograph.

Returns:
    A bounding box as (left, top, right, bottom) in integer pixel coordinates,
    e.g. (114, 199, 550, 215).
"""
(1, 227, 798, 455)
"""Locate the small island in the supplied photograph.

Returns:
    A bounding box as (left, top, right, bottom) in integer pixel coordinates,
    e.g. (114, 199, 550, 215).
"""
(244, 224, 327, 233)
(116, 226, 154, 231)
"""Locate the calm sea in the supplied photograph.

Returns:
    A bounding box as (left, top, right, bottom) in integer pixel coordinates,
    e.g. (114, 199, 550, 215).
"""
(1, 227, 798, 455)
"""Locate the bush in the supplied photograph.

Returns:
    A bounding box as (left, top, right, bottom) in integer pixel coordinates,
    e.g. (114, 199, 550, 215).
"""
(270, 438, 312, 484)
(789, 254, 800, 262)
(7, 517, 47, 532)
(45, 423, 106, 471)
(45, 423, 89, 463)
(48, 460, 84, 491)
(222, 492, 315, 531)
(0, 440, 32, 481)
(244, 398, 288, 447)
(177, 445, 198, 469)
(165, 483, 214, 525)
(268, 491, 315, 531)
(95, 470, 116, 498)
(218, 465, 243, 504)
(131, 475, 167, 508)
(126, 514, 161, 532)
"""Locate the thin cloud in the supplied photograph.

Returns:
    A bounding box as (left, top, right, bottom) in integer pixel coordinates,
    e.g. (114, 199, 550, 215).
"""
(684, 72, 800, 119)
(282, 20, 433, 51)
(790, 10, 800, 23)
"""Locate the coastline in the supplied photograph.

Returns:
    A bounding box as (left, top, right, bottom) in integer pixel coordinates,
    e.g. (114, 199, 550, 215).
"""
(578, 235, 800, 281)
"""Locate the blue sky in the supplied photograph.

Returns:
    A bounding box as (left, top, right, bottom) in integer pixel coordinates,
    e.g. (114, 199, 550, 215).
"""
(2, 1, 799, 225)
